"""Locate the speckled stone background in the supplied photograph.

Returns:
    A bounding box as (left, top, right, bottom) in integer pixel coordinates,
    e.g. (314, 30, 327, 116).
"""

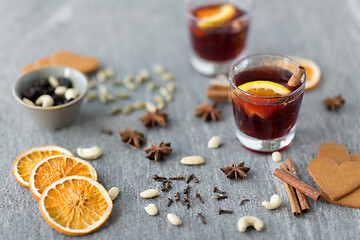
(1, 0, 360, 239)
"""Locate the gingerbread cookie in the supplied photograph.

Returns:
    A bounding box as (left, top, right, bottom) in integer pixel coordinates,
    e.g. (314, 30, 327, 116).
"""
(308, 143, 360, 208)
(318, 142, 350, 164)
(22, 51, 99, 74)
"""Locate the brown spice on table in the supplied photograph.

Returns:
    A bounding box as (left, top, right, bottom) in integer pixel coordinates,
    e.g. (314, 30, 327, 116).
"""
(174, 192, 180, 201)
(286, 158, 310, 212)
(215, 195, 228, 201)
(184, 195, 189, 202)
(119, 128, 146, 150)
(164, 180, 172, 192)
(152, 174, 167, 182)
(195, 193, 205, 203)
(139, 109, 168, 127)
(277, 163, 301, 217)
(184, 185, 189, 195)
(197, 213, 207, 224)
(100, 129, 113, 135)
(218, 208, 233, 215)
(181, 201, 190, 209)
(169, 175, 184, 180)
(186, 174, 193, 183)
(161, 180, 166, 191)
(194, 101, 222, 121)
(193, 175, 199, 183)
(167, 198, 173, 207)
(273, 167, 320, 201)
(212, 186, 226, 194)
(144, 142, 173, 162)
(220, 162, 250, 179)
(323, 95, 345, 111)
(240, 199, 250, 205)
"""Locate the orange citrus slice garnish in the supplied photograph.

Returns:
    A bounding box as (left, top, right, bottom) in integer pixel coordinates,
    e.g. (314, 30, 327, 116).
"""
(238, 81, 291, 97)
(29, 155, 97, 201)
(13, 146, 73, 187)
(196, 4, 236, 28)
(39, 176, 113, 236)
(289, 56, 321, 91)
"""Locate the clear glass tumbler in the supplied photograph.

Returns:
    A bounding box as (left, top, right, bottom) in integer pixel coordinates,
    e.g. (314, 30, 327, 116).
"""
(229, 54, 306, 152)
(185, 0, 253, 75)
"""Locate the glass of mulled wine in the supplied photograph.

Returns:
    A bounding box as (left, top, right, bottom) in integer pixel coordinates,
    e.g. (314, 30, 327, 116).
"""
(229, 55, 306, 152)
(185, 0, 252, 75)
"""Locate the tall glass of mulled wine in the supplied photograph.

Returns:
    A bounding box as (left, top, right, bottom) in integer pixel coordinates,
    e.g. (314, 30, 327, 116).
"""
(185, 0, 252, 75)
(229, 55, 306, 152)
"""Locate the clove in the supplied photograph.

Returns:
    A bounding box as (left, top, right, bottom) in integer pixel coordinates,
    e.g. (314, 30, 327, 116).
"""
(215, 195, 228, 201)
(212, 186, 226, 194)
(174, 192, 180, 202)
(193, 175, 199, 183)
(195, 193, 204, 203)
(169, 175, 184, 180)
(100, 129, 113, 135)
(152, 174, 167, 182)
(161, 180, 166, 191)
(197, 213, 207, 224)
(181, 201, 190, 209)
(167, 198, 173, 207)
(240, 198, 250, 205)
(164, 180, 172, 192)
(184, 185, 189, 195)
(218, 208, 233, 215)
(186, 174, 193, 183)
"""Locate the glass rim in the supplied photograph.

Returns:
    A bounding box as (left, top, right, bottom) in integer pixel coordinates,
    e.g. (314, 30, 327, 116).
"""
(184, 0, 254, 24)
(228, 54, 307, 100)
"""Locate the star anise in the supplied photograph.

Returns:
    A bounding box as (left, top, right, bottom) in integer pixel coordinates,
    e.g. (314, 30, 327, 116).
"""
(195, 101, 222, 121)
(118, 128, 146, 150)
(139, 110, 168, 128)
(144, 142, 173, 161)
(220, 162, 250, 179)
(323, 95, 345, 111)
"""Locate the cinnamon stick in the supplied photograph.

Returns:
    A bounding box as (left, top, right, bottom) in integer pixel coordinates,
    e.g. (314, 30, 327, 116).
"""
(278, 163, 301, 217)
(273, 168, 320, 201)
(286, 158, 310, 212)
(288, 66, 305, 87)
(206, 88, 231, 102)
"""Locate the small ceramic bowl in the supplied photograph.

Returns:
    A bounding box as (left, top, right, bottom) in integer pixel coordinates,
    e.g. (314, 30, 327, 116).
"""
(12, 66, 88, 130)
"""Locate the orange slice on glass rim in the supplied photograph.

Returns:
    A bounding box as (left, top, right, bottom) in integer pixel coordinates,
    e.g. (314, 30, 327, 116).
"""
(13, 146, 73, 188)
(39, 176, 113, 236)
(289, 56, 321, 91)
(196, 4, 236, 28)
(238, 81, 291, 97)
(234, 81, 290, 119)
(29, 155, 97, 201)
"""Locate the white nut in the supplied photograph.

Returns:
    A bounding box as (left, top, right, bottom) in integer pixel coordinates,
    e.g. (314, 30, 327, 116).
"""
(104, 68, 114, 78)
(48, 76, 59, 88)
(54, 86, 67, 95)
(97, 70, 107, 82)
(140, 189, 159, 198)
(22, 98, 35, 106)
(208, 136, 221, 149)
(108, 187, 119, 201)
(144, 204, 158, 216)
(237, 216, 264, 232)
(261, 194, 282, 210)
(98, 85, 108, 103)
(35, 95, 54, 107)
(167, 213, 182, 226)
(153, 64, 165, 74)
(139, 69, 150, 80)
(180, 156, 204, 165)
(145, 102, 157, 113)
(272, 151, 282, 162)
(65, 88, 79, 100)
(77, 146, 102, 160)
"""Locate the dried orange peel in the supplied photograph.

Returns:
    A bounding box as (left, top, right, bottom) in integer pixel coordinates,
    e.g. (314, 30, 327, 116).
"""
(289, 56, 321, 91)
(29, 155, 97, 201)
(39, 176, 113, 236)
(196, 4, 236, 28)
(13, 146, 73, 187)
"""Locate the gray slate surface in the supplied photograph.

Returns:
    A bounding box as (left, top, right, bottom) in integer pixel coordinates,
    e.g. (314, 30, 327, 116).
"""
(1, 0, 360, 239)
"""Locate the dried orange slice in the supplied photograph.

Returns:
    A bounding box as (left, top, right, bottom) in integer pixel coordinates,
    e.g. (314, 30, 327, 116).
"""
(238, 81, 291, 97)
(196, 4, 236, 28)
(13, 146, 73, 187)
(39, 176, 113, 235)
(29, 155, 97, 201)
(289, 56, 321, 91)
